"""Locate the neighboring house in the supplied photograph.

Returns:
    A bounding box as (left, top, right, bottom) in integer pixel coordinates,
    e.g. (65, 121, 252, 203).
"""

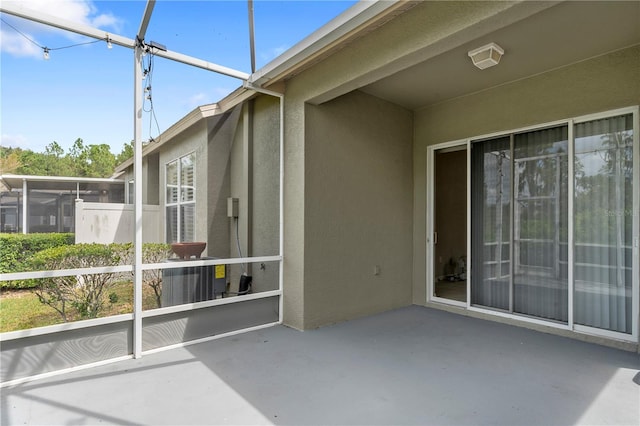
(114, 92, 278, 260)
(0, 174, 124, 234)
(118, 1, 640, 347)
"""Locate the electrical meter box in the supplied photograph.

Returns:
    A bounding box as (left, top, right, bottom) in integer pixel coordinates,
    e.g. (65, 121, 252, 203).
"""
(227, 197, 239, 218)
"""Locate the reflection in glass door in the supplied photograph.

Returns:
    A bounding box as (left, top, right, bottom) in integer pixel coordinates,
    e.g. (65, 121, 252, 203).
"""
(471, 126, 570, 323)
(470, 110, 637, 337)
(470, 136, 512, 311)
(574, 114, 635, 334)
(512, 127, 569, 322)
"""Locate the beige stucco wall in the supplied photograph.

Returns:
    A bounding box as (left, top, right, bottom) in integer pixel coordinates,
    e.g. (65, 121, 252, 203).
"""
(207, 108, 240, 259)
(226, 98, 281, 293)
(301, 90, 414, 329)
(282, 90, 307, 330)
(250, 95, 281, 292)
(271, 0, 640, 332)
(412, 45, 640, 304)
(278, 0, 555, 330)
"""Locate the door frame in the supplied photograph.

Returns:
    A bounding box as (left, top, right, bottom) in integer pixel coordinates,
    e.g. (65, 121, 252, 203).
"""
(426, 106, 639, 343)
(426, 139, 470, 308)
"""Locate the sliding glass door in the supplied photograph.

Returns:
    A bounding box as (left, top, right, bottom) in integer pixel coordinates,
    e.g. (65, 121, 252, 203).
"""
(469, 109, 637, 336)
(471, 127, 569, 322)
(471, 136, 511, 311)
(512, 127, 569, 322)
(574, 114, 634, 334)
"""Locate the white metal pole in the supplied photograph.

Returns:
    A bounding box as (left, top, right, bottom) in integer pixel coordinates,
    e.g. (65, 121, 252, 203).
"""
(22, 178, 27, 234)
(248, 0, 256, 73)
(278, 94, 284, 324)
(133, 45, 144, 358)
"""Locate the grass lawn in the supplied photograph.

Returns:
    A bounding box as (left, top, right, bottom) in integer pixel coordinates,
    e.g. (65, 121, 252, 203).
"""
(0, 281, 159, 333)
(0, 289, 64, 332)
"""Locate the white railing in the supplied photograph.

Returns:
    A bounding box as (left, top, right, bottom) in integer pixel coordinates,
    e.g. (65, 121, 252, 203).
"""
(0, 255, 282, 340)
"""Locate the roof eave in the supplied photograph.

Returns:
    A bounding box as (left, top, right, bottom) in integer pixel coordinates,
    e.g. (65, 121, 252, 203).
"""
(114, 85, 259, 173)
(249, 0, 413, 87)
(1, 174, 125, 190)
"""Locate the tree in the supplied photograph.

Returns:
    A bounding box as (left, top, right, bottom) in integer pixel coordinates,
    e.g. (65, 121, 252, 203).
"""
(44, 141, 64, 158)
(43, 141, 74, 176)
(0, 148, 21, 174)
(16, 149, 47, 176)
(86, 144, 116, 178)
(3, 138, 123, 178)
(69, 138, 89, 176)
(116, 140, 134, 165)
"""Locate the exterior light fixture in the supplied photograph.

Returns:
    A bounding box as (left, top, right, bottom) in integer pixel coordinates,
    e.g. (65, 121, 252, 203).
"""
(43, 47, 50, 60)
(106, 36, 112, 49)
(468, 42, 504, 70)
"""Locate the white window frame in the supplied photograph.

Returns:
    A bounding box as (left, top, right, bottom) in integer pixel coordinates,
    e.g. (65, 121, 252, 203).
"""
(165, 151, 196, 243)
(126, 179, 134, 204)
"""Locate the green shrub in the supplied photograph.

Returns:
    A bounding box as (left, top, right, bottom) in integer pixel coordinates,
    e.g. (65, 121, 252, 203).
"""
(119, 243, 172, 308)
(29, 243, 126, 321)
(142, 243, 172, 308)
(0, 233, 75, 289)
(2, 239, 171, 321)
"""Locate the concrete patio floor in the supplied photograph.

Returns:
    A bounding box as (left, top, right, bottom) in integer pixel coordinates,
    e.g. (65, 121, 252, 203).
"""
(2, 306, 639, 425)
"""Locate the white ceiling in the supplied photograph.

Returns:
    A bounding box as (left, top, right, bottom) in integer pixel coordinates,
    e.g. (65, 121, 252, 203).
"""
(360, 1, 640, 110)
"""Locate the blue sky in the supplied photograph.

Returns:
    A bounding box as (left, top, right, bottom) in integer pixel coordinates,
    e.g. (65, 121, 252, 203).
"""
(1, 0, 357, 154)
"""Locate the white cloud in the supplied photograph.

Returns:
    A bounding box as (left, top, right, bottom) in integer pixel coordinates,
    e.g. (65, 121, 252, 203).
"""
(0, 30, 41, 58)
(7, 0, 120, 29)
(183, 87, 235, 110)
(260, 45, 289, 62)
(1, 0, 122, 57)
(1, 133, 31, 149)
(186, 93, 210, 109)
(91, 13, 120, 31)
(212, 86, 235, 99)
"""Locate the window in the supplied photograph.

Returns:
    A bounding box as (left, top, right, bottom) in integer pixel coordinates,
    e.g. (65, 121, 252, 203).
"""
(127, 179, 134, 204)
(166, 152, 195, 243)
(470, 109, 637, 336)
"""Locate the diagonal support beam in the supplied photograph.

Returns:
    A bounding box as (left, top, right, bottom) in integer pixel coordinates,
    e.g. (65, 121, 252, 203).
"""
(0, 2, 135, 48)
(0, 2, 249, 80)
(137, 0, 156, 41)
(248, 0, 256, 73)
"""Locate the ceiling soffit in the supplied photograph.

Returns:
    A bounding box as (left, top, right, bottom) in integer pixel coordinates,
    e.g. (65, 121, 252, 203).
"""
(358, 1, 640, 110)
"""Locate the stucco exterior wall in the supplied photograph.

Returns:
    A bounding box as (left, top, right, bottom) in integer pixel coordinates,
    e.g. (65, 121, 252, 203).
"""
(121, 152, 159, 206)
(278, 0, 546, 330)
(412, 45, 640, 304)
(303, 90, 413, 329)
(207, 108, 240, 259)
(250, 95, 281, 292)
(282, 92, 307, 330)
